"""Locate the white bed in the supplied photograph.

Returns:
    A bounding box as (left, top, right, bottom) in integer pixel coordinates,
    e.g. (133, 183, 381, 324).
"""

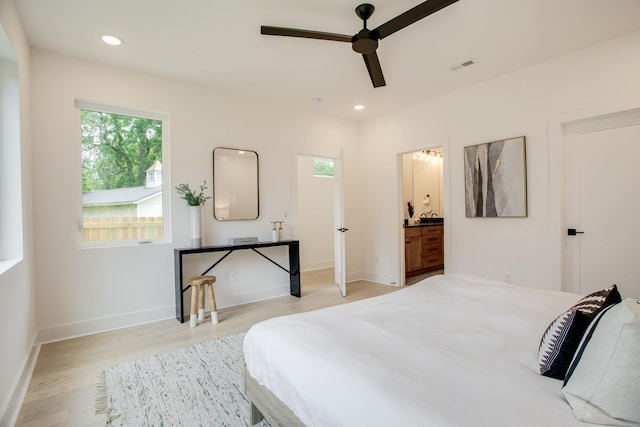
(243, 274, 595, 426)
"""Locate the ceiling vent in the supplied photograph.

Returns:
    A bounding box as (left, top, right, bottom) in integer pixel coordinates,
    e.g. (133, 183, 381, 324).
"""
(450, 58, 476, 71)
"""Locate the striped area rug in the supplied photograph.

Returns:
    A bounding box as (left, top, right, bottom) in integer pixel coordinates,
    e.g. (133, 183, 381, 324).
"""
(96, 332, 270, 427)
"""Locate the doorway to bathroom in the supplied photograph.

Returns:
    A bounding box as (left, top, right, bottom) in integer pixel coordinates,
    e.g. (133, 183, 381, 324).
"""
(401, 147, 446, 284)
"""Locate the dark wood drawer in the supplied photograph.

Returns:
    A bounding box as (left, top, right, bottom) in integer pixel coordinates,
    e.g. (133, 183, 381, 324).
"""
(422, 254, 444, 269)
(422, 234, 443, 245)
(405, 227, 422, 238)
(422, 242, 443, 256)
(421, 225, 443, 236)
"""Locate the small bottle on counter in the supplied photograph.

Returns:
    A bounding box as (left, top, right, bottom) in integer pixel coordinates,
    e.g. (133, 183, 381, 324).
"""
(278, 221, 284, 241)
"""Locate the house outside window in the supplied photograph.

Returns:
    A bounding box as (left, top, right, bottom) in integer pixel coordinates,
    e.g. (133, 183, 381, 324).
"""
(77, 100, 170, 246)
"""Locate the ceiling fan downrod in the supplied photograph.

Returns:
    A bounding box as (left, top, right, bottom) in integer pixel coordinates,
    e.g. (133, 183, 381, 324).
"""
(352, 3, 378, 54)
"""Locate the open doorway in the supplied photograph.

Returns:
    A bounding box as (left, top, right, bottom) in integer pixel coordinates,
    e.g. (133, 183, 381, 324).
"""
(296, 154, 344, 295)
(401, 147, 445, 285)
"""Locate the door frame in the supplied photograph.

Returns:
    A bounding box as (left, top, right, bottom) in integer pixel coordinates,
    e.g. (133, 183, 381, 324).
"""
(548, 102, 640, 291)
(291, 150, 346, 293)
(397, 140, 450, 285)
(333, 150, 346, 296)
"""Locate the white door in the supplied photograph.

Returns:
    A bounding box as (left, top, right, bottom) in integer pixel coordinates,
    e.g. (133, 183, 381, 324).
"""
(564, 113, 640, 297)
(334, 151, 347, 296)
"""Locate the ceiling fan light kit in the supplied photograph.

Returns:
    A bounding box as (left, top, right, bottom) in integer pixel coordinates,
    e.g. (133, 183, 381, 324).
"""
(261, 0, 459, 88)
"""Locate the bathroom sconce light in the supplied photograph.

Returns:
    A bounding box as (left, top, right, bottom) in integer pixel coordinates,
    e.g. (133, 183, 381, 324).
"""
(413, 150, 443, 162)
(422, 194, 431, 205)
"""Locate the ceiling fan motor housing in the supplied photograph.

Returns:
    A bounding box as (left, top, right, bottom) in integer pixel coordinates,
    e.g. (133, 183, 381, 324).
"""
(352, 29, 379, 54)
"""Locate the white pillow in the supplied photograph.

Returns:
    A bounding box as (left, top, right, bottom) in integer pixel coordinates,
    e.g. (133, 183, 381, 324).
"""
(562, 298, 640, 426)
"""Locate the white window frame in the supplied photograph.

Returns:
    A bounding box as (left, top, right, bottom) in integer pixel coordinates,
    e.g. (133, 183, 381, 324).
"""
(0, 49, 24, 274)
(75, 99, 171, 248)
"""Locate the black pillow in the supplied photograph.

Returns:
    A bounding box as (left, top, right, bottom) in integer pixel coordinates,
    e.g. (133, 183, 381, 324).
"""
(537, 284, 621, 380)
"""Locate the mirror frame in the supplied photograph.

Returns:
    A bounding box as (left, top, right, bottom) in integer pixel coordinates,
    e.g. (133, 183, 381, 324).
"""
(212, 147, 259, 221)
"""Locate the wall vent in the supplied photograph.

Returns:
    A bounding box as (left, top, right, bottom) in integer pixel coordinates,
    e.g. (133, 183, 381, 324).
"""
(450, 58, 476, 71)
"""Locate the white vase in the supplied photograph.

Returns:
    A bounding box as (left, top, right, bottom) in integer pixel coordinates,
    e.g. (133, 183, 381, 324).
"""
(189, 205, 202, 248)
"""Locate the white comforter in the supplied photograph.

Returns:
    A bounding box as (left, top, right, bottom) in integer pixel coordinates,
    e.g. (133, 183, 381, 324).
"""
(243, 274, 590, 427)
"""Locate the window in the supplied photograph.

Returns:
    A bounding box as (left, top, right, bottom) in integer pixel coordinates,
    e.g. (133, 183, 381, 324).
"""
(76, 100, 169, 246)
(312, 158, 334, 177)
(0, 46, 24, 268)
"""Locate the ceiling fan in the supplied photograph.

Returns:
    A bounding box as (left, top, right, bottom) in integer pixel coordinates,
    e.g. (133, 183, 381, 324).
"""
(261, 0, 459, 88)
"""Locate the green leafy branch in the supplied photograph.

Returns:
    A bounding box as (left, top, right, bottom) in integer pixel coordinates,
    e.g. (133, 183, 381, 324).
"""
(175, 181, 211, 206)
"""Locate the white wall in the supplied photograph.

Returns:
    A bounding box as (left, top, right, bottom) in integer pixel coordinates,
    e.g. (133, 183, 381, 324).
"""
(296, 155, 334, 271)
(359, 30, 640, 290)
(29, 49, 360, 342)
(0, 0, 36, 424)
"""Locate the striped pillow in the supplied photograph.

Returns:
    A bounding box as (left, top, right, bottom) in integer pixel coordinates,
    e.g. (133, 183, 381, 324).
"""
(537, 285, 621, 380)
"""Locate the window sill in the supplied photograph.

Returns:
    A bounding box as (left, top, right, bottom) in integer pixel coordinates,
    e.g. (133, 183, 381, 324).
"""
(77, 237, 171, 249)
(0, 258, 22, 276)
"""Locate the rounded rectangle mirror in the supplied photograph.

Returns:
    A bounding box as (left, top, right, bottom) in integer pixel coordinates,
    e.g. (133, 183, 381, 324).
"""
(212, 147, 259, 220)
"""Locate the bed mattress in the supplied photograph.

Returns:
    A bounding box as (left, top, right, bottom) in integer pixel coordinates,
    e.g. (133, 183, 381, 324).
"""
(243, 274, 590, 427)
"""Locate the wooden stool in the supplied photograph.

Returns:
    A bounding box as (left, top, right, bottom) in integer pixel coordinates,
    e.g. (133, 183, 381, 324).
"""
(188, 275, 218, 327)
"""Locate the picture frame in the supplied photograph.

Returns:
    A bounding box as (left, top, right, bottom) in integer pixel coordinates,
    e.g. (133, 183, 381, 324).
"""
(464, 136, 527, 218)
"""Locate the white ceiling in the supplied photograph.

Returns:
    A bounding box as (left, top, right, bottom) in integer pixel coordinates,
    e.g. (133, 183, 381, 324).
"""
(14, 0, 640, 120)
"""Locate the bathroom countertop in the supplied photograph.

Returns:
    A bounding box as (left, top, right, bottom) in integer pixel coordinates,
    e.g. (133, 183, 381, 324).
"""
(404, 220, 444, 228)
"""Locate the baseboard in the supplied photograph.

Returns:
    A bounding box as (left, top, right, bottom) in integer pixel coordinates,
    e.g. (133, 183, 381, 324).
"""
(36, 305, 176, 345)
(0, 341, 40, 427)
(301, 260, 333, 272)
(358, 271, 399, 286)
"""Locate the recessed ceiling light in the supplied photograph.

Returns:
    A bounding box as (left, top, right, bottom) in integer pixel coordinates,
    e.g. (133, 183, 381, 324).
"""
(311, 98, 322, 104)
(353, 104, 365, 111)
(101, 34, 123, 46)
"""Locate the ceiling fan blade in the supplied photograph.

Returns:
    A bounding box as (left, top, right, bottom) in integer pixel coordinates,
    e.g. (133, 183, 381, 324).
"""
(374, 0, 459, 40)
(261, 26, 352, 43)
(362, 52, 386, 88)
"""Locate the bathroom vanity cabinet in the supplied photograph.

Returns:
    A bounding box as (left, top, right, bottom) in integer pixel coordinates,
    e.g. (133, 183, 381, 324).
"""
(404, 224, 443, 277)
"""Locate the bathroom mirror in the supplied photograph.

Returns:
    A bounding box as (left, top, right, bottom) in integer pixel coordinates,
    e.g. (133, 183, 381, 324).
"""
(212, 147, 259, 220)
(402, 148, 444, 221)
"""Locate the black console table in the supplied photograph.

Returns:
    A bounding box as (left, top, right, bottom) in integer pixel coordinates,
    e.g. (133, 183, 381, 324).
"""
(174, 240, 300, 323)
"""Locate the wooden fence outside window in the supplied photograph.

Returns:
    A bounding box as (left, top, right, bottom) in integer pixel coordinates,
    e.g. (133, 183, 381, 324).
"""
(83, 217, 163, 242)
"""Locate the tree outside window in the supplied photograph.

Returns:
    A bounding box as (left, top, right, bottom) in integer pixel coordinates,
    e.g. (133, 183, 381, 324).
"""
(313, 158, 334, 177)
(80, 106, 166, 244)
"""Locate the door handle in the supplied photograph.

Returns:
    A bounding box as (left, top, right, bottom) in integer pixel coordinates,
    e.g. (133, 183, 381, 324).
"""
(337, 227, 349, 233)
(567, 228, 585, 236)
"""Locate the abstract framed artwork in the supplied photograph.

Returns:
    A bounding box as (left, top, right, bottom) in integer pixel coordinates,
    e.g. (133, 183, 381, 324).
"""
(464, 136, 527, 218)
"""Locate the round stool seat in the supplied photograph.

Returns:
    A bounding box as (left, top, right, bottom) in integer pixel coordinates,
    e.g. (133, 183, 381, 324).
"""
(188, 275, 218, 327)
(188, 275, 216, 286)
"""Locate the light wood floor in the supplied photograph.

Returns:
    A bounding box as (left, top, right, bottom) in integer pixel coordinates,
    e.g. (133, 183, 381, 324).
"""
(15, 269, 400, 427)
